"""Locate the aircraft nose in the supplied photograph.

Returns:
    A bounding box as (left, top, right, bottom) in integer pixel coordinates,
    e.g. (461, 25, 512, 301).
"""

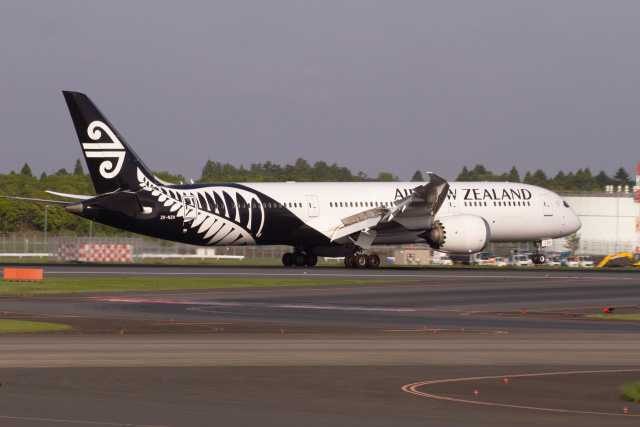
(566, 207, 582, 234)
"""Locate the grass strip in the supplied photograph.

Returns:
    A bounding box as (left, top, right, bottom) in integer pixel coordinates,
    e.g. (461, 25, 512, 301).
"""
(621, 381, 640, 402)
(0, 277, 388, 295)
(585, 313, 640, 321)
(0, 320, 71, 333)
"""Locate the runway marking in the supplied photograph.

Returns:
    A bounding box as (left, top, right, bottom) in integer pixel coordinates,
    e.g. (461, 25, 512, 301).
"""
(99, 298, 453, 313)
(0, 413, 168, 426)
(402, 369, 640, 417)
(80, 276, 598, 300)
(383, 328, 508, 334)
(43, 269, 613, 280)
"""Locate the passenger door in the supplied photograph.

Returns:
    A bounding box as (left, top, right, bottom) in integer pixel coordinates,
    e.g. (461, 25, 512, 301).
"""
(306, 195, 319, 217)
(540, 194, 553, 216)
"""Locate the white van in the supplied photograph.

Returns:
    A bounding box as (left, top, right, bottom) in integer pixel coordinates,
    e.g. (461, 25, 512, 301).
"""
(577, 256, 593, 268)
(491, 257, 508, 267)
(511, 254, 533, 267)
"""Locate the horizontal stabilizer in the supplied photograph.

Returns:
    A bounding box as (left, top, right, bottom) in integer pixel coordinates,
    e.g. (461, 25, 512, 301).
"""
(92, 191, 144, 216)
(0, 196, 70, 206)
(46, 190, 92, 200)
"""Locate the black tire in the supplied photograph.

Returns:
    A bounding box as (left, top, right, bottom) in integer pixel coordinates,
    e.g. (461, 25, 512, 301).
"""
(306, 253, 318, 267)
(282, 252, 294, 267)
(368, 254, 380, 268)
(355, 254, 369, 268)
(538, 254, 547, 264)
(293, 253, 307, 266)
(344, 255, 355, 268)
(532, 254, 539, 264)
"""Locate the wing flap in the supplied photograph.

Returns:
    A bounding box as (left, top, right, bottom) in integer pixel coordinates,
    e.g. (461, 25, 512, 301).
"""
(391, 172, 449, 230)
(330, 172, 450, 242)
(331, 215, 382, 242)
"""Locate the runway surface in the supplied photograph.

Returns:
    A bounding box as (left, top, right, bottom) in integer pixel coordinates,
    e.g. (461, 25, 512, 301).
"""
(1, 265, 639, 426)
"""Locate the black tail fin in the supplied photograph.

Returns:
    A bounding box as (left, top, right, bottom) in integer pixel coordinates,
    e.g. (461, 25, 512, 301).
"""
(63, 91, 157, 194)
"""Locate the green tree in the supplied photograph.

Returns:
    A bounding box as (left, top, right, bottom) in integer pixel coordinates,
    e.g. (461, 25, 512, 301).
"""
(552, 171, 566, 190)
(154, 171, 185, 184)
(411, 170, 424, 182)
(456, 166, 470, 181)
(375, 172, 398, 182)
(524, 169, 548, 187)
(595, 170, 612, 189)
(506, 166, 520, 183)
(564, 233, 581, 254)
(613, 167, 632, 186)
(293, 158, 311, 181)
(73, 158, 84, 175)
(20, 163, 32, 178)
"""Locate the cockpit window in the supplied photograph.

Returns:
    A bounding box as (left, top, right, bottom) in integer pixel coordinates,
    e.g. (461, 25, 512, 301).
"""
(563, 201, 570, 208)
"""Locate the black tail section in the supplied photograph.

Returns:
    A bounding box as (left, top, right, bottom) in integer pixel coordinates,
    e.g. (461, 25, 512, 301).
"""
(63, 91, 157, 194)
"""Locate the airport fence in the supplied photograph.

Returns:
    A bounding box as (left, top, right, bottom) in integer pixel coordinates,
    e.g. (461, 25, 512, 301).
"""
(0, 232, 407, 263)
(0, 232, 631, 261)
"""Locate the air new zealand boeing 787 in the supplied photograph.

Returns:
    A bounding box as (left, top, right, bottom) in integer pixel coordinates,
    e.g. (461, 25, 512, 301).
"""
(2, 92, 581, 268)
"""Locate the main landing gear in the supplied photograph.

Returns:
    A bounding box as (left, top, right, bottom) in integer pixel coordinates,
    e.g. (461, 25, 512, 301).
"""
(343, 253, 380, 269)
(531, 240, 547, 265)
(282, 250, 318, 267)
(281, 248, 380, 268)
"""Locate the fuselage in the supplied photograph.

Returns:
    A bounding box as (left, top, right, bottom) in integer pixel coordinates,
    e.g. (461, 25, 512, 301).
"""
(81, 178, 581, 252)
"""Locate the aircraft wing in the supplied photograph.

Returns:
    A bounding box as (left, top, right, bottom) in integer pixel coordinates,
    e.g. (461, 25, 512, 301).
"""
(330, 172, 449, 244)
(387, 172, 449, 231)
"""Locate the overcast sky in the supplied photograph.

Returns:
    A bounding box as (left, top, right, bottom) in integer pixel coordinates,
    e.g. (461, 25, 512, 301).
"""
(1, 1, 640, 182)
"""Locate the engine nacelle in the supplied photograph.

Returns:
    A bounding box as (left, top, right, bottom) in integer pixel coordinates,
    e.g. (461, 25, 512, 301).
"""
(421, 214, 490, 254)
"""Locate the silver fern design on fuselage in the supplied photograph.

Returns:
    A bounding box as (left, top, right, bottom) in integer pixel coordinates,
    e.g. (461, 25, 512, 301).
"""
(137, 169, 264, 246)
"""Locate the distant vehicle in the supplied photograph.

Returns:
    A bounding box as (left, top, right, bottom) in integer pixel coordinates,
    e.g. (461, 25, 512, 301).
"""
(511, 254, 533, 267)
(547, 256, 563, 267)
(564, 256, 579, 267)
(577, 256, 593, 268)
(492, 256, 508, 267)
(431, 255, 452, 266)
(472, 252, 494, 265)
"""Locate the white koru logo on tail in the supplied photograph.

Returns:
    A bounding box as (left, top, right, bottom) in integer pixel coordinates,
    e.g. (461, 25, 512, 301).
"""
(82, 121, 126, 179)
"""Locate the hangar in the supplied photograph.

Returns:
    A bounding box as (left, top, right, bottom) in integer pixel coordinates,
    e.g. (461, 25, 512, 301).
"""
(552, 188, 639, 256)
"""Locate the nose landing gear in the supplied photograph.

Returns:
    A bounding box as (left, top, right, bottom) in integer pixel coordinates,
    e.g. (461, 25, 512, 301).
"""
(532, 240, 547, 265)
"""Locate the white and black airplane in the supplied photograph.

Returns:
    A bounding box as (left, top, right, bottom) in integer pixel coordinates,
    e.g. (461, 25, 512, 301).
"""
(3, 91, 581, 268)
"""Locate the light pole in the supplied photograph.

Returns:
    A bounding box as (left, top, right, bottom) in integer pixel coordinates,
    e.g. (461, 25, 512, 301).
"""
(44, 205, 49, 253)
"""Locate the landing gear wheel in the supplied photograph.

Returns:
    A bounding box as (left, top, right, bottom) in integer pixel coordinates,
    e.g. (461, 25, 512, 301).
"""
(538, 254, 547, 264)
(532, 254, 540, 264)
(282, 252, 294, 267)
(368, 254, 380, 268)
(355, 254, 369, 268)
(344, 255, 356, 268)
(293, 253, 307, 266)
(306, 253, 318, 267)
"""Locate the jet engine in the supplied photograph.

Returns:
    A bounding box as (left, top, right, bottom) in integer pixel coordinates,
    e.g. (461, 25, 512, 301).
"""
(421, 214, 490, 254)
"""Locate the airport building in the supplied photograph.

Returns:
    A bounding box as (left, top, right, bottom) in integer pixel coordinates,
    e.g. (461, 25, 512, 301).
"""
(550, 189, 639, 256)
